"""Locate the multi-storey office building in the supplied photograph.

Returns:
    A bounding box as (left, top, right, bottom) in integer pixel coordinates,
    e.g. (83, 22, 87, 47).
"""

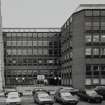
(3, 28, 61, 87)
(61, 4, 105, 89)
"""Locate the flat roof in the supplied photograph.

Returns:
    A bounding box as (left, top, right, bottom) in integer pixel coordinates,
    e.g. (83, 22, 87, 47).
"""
(3, 28, 61, 32)
(75, 4, 105, 13)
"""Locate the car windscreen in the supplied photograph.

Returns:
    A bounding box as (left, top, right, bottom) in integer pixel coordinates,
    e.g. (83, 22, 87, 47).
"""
(8, 92, 19, 98)
(60, 92, 72, 97)
(86, 90, 97, 96)
(38, 92, 49, 98)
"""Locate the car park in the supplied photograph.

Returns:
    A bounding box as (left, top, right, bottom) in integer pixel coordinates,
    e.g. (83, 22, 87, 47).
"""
(54, 89, 78, 105)
(6, 92, 21, 105)
(77, 89, 103, 103)
(94, 86, 105, 99)
(33, 90, 54, 105)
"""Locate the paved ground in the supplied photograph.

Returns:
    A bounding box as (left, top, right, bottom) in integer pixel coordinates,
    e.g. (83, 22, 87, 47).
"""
(1, 95, 105, 105)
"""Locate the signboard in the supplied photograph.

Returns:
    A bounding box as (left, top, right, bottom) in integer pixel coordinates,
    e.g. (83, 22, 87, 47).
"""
(37, 75, 45, 80)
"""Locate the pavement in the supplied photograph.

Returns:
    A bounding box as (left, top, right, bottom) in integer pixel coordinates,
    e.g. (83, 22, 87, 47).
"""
(1, 95, 105, 105)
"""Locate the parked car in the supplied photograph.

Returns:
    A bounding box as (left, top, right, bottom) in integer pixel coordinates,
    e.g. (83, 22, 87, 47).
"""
(58, 87, 79, 95)
(32, 88, 50, 95)
(4, 88, 23, 97)
(77, 89, 103, 103)
(94, 86, 105, 99)
(6, 92, 21, 105)
(54, 89, 78, 105)
(33, 90, 54, 105)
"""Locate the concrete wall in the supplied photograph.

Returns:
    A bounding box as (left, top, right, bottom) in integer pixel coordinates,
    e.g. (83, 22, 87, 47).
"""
(72, 11, 85, 89)
(0, 0, 4, 90)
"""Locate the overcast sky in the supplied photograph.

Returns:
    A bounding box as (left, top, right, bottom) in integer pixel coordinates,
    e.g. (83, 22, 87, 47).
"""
(1, 0, 105, 28)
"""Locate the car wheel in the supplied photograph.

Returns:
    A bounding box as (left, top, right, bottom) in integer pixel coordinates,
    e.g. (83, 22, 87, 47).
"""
(87, 99, 91, 103)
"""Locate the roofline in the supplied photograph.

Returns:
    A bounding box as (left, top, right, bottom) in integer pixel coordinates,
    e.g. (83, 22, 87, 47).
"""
(2, 28, 61, 32)
(75, 4, 105, 13)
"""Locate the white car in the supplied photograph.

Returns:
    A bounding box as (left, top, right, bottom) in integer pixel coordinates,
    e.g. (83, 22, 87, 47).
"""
(6, 92, 21, 105)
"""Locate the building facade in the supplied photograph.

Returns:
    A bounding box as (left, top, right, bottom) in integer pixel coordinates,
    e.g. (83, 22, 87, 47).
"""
(1, 4, 105, 89)
(61, 4, 105, 89)
(3, 28, 61, 87)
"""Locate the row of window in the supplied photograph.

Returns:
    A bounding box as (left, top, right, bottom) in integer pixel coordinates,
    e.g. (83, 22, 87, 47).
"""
(6, 41, 60, 47)
(5, 32, 60, 38)
(85, 48, 105, 56)
(6, 48, 60, 56)
(85, 34, 105, 42)
(6, 58, 59, 66)
(85, 10, 105, 16)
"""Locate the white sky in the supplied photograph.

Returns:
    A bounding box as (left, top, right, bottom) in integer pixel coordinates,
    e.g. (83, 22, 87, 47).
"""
(1, 0, 105, 28)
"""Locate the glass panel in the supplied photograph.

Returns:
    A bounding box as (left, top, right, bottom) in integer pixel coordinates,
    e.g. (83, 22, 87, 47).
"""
(12, 49, 17, 55)
(101, 10, 105, 16)
(43, 41, 48, 46)
(6, 33, 11, 37)
(17, 41, 22, 46)
(85, 79, 91, 85)
(17, 49, 22, 55)
(33, 49, 37, 55)
(33, 41, 37, 46)
(43, 33, 48, 37)
(93, 35, 99, 42)
(38, 41, 42, 46)
(23, 49, 27, 55)
(93, 48, 99, 55)
(38, 49, 42, 55)
(7, 41, 11, 46)
(27, 41, 32, 46)
(23, 41, 27, 46)
(7, 49, 11, 55)
(101, 35, 105, 42)
(85, 48, 91, 55)
(11, 41, 17, 46)
(93, 10, 100, 16)
(85, 10, 92, 16)
(33, 33, 37, 37)
(85, 35, 91, 42)
(27, 49, 32, 55)
(38, 33, 42, 37)
(100, 48, 105, 55)
(43, 49, 48, 55)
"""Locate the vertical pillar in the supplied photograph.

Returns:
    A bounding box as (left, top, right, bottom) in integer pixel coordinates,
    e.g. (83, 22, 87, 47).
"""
(0, 0, 4, 90)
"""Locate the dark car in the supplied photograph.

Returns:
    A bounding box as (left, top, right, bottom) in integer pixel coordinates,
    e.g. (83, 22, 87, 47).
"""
(94, 86, 105, 99)
(77, 89, 103, 103)
(54, 89, 78, 105)
(58, 87, 79, 96)
(33, 90, 54, 105)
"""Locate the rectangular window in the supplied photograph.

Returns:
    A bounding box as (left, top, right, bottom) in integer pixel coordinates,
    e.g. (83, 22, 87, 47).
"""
(85, 35, 91, 42)
(93, 48, 99, 55)
(23, 49, 27, 55)
(100, 48, 105, 55)
(7, 41, 11, 46)
(27, 41, 32, 46)
(85, 48, 91, 55)
(33, 49, 37, 55)
(93, 10, 100, 16)
(17, 41, 22, 46)
(17, 49, 22, 55)
(33, 41, 37, 46)
(85, 10, 92, 16)
(43, 49, 48, 55)
(93, 35, 99, 42)
(101, 35, 105, 42)
(12, 49, 17, 55)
